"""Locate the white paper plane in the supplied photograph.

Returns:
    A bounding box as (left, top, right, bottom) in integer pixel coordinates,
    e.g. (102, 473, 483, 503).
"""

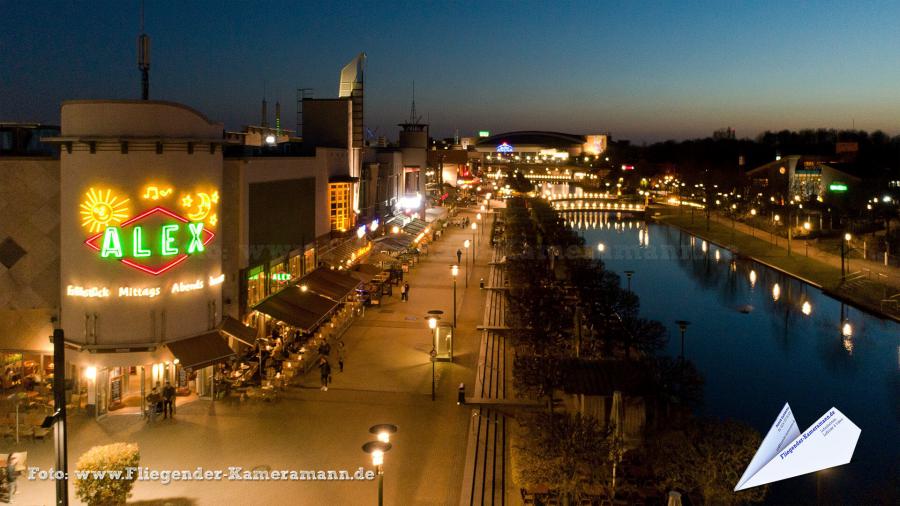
(735, 403, 861, 491)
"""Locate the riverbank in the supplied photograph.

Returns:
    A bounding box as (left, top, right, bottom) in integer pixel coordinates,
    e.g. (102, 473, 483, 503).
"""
(653, 207, 900, 323)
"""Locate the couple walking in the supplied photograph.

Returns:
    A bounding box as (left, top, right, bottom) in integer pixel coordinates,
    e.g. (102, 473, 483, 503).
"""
(400, 282, 411, 302)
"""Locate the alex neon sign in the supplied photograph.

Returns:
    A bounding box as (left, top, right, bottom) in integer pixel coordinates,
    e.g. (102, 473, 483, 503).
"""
(84, 206, 215, 276)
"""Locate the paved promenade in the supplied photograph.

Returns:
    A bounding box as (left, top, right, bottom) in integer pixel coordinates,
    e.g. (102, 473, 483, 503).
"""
(0, 209, 494, 505)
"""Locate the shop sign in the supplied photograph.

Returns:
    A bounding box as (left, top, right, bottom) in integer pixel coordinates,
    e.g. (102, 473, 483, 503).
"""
(66, 277, 213, 299)
(79, 185, 218, 276)
(66, 285, 111, 298)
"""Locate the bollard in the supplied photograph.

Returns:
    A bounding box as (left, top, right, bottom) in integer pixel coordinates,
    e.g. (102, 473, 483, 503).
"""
(479, 278, 485, 289)
(457, 383, 466, 405)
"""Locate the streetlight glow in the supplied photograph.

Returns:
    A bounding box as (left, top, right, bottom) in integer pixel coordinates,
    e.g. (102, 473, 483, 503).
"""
(451, 264, 459, 277)
(844, 233, 852, 241)
(842, 321, 853, 337)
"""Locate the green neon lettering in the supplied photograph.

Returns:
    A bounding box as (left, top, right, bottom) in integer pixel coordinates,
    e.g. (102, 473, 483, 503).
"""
(132, 226, 151, 257)
(187, 222, 205, 254)
(100, 227, 123, 258)
(161, 224, 179, 256)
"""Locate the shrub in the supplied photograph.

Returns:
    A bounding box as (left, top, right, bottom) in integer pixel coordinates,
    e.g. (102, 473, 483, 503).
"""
(74, 443, 140, 506)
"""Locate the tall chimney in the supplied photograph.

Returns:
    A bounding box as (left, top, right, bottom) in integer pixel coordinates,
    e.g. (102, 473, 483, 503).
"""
(261, 99, 268, 127)
(275, 101, 281, 135)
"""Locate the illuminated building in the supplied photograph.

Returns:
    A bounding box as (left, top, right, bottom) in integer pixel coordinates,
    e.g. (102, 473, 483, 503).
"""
(473, 131, 608, 159)
(747, 155, 863, 203)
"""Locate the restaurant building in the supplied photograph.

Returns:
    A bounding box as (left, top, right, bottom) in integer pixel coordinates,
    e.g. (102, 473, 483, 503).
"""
(47, 100, 230, 416)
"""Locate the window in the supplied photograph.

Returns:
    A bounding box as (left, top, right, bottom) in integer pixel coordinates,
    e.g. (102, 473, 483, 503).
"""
(329, 183, 352, 232)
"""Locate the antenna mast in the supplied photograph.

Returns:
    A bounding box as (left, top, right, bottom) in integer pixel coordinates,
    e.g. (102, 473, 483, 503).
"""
(137, 0, 150, 100)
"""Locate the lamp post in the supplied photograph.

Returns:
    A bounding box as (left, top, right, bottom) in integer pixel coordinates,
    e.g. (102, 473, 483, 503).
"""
(773, 214, 780, 246)
(674, 320, 690, 364)
(750, 208, 757, 237)
(471, 222, 478, 259)
(49, 328, 69, 505)
(597, 242, 605, 260)
(803, 222, 811, 256)
(450, 265, 459, 327)
(841, 233, 851, 281)
(476, 212, 483, 238)
(624, 270, 634, 292)
(463, 240, 470, 288)
(429, 347, 437, 400)
(362, 440, 392, 506)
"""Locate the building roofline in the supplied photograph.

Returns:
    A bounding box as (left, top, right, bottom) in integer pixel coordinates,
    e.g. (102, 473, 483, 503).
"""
(61, 100, 221, 127)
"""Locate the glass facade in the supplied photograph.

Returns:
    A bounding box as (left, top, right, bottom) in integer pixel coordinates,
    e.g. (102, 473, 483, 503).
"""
(329, 182, 352, 232)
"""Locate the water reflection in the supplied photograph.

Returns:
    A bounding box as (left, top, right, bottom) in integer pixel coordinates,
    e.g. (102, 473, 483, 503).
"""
(574, 220, 900, 504)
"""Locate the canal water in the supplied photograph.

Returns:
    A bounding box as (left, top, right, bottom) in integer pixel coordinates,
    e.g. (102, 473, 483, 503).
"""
(572, 215, 899, 504)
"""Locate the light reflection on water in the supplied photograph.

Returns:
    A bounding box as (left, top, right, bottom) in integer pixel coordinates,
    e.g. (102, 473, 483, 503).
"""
(572, 218, 900, 503)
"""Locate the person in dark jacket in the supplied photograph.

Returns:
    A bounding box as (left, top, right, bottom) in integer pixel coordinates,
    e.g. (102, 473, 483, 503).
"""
(319, 357, 331, 391)
(162, 381, 176, 419)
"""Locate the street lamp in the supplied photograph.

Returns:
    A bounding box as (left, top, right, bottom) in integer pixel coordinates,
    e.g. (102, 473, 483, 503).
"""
(624, 270, 634, 292)
(450, 265, 459, 327)
(369, 423, 398, 443)
(841, 233, 852, 281)
(471, 222, 478, 257)
(362, 440, 392, 506)
(597, 242, 605, 259)
(463, 240, 471, 288)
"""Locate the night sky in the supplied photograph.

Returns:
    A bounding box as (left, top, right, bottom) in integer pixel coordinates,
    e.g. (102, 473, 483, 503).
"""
(3, 0, 900, 142)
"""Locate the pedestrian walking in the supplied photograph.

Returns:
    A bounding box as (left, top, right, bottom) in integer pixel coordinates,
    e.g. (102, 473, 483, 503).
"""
(320, 341, 331, 357)
(400, 283, 408, 302)
(162, 381, 176, 419)
(338, 341, 345, 372)
(402, 283, 410, 302)
(5, 453, 20, 499)
(319, 357, 331, 391)
(456, 249, 462, 264)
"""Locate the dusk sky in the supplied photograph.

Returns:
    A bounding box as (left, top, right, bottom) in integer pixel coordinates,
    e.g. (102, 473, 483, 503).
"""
(3, 0, 900, 142)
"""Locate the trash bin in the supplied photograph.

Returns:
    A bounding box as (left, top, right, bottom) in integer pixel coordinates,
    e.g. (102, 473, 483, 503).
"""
(479, 278, 485, 289)
(457, 383, 466, 405)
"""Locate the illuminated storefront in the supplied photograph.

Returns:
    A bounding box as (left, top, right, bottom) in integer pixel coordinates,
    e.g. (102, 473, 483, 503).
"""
(50, 100, 228, 416)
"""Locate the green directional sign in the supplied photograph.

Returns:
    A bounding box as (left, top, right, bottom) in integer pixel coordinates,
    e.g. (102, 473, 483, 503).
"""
(829, 182, 848, 192)
(478, 130, 490, 138)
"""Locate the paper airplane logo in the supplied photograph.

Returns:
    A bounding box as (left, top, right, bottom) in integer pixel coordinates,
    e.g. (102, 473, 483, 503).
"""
(735, 403, 860, 491)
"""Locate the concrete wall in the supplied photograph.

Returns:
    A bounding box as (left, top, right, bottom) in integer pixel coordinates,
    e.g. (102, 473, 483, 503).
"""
(0, 157, 60, 352)
(302, 99, 351, 150)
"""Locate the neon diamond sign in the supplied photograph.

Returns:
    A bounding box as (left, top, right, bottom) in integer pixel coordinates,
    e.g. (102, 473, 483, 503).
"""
(84, 206, 215, 276)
